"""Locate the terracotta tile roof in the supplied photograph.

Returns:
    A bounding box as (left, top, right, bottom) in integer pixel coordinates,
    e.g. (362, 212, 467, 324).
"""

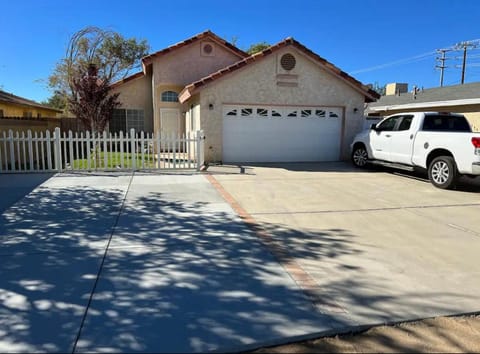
(0, 90, 63, 113)
(110, 71, 145, 89)
(142, 30, 249, 65)
(179, 37, 380, 103)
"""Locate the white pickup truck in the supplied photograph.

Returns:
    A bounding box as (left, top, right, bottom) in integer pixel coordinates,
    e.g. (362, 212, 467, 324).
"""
(351, 112, 480, 189)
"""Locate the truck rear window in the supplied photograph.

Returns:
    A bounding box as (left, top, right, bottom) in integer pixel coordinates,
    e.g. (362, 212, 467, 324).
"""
(422, 114, 471, 132)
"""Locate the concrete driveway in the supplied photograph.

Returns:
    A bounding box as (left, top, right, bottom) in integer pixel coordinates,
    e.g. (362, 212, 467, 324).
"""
(209, 163, 480, 328)
(0, 172, 337, 353)
(2, 166, 480, 353)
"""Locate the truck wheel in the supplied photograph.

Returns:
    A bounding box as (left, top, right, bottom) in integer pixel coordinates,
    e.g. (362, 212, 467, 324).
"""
(428, 156, 457, 189)
(352, 145, 368, 168)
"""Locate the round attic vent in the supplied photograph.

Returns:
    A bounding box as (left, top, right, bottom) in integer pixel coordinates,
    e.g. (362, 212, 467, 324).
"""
(280, 53, 296, 71)
(203, 43, 213, 54)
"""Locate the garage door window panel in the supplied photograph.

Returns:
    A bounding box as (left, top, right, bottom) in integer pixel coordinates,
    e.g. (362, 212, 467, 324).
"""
(287, 110, 298, 118)
(301, 109, 313, 118)
(315, 110, 326, 118)
(271, 109, 282, 117)
(241, 108, 253, 117)
(226, 108, 238, 117)
(257, 108, 268, 118)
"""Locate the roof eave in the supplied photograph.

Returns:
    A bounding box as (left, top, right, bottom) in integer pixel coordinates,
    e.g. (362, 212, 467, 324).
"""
(142, 30, 248, 66)
(369, 97, 480, 112)
(110, 71, 145, 89)
(179, 38, 380, 103)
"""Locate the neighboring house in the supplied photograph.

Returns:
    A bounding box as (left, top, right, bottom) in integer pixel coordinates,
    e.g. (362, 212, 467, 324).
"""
(366, 82, 480, 132)
(0, 90, 62, 118)
(111, 30, 379, 163)
(0, 90, 64, 134)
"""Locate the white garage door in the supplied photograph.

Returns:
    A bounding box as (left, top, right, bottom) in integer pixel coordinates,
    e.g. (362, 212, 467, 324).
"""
(222, 105, 343, 162)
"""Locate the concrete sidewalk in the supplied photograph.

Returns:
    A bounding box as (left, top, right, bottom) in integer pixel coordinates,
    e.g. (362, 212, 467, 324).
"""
(0, 172, 338, 353)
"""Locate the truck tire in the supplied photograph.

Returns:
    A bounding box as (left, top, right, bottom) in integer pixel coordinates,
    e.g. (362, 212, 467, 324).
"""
(351, 145, 368, 168)
(428, 156, 457, 189)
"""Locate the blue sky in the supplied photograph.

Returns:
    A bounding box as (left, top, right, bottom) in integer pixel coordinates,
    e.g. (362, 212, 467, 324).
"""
(1, 0, 479, 103)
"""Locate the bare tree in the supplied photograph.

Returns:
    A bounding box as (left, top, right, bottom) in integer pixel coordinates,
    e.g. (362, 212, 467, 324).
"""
(68, 64, 121, 133)
(49, 26, 149, 103)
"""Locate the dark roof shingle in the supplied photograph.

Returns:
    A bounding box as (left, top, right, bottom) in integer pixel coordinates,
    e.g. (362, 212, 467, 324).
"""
(368, 82, 480, 110)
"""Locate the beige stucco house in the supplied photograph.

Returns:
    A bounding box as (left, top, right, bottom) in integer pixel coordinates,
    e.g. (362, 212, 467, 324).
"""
(111, 30, 379, 163)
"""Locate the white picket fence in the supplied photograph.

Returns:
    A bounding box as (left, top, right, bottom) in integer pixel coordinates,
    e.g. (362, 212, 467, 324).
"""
(0, 128, 205, 173)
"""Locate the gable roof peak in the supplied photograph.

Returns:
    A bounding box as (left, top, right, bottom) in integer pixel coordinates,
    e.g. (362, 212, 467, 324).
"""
(142, 30, 248, 66)
(179, 36, 380, 103)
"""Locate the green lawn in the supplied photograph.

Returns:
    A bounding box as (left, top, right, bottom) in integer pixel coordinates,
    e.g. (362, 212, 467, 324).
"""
(71, 152, 157, 169)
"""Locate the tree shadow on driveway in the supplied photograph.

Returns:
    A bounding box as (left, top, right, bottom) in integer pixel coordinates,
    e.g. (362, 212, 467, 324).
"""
(0, 176, 476, 353)
(0, 173, 54, 214)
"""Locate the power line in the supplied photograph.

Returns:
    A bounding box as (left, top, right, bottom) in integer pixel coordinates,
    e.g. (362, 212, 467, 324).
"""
(350, 51, 435, 74)
(456, 41, 478, 84)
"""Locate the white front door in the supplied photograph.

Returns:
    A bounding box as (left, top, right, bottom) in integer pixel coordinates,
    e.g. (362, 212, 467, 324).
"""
(160, 108, 180, 135)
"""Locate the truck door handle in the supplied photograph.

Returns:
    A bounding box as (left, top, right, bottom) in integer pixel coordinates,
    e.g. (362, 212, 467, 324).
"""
(410, 134, 414, 140)
(385, 134, 391, 137)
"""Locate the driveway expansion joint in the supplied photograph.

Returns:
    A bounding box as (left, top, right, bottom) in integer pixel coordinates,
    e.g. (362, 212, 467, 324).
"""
(71, 171, 136, 353)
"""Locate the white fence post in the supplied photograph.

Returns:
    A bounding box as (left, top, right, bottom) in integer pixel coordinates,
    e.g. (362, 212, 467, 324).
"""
(8, 130, 15, 172)
(54, 127, 62, 172)
(130, 128, 136, 170)
(196, 130, 205, 171)
(85, 131, 91, 171)
(45, 130, 52, 171)
(27, 130, 34, 171)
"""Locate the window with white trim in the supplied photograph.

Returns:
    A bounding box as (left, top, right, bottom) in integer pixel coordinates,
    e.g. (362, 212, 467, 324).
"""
(111, 109, 145, 133)
(161, 91, 179, 102)
(126, 109, 145, 131)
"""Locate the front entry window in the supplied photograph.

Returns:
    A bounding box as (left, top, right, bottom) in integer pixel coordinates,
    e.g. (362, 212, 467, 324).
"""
(161, 91, 179, 102)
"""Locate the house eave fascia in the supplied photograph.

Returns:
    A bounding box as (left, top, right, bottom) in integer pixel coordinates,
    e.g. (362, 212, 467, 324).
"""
(370, 98, 480, 112)
(178, 88, 193, 103)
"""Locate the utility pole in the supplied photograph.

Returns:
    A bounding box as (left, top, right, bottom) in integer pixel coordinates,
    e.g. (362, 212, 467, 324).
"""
(435, 49, 451, 87)
(454, 41, 478, 84)
(461, 44, 468, 84)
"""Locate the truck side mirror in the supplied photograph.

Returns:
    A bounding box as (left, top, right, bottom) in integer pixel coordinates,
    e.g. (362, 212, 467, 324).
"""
(371, 123, 378, 131)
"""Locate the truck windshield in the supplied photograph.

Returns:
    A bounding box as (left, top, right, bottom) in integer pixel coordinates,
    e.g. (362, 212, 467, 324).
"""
(422, 114, 471, 132)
